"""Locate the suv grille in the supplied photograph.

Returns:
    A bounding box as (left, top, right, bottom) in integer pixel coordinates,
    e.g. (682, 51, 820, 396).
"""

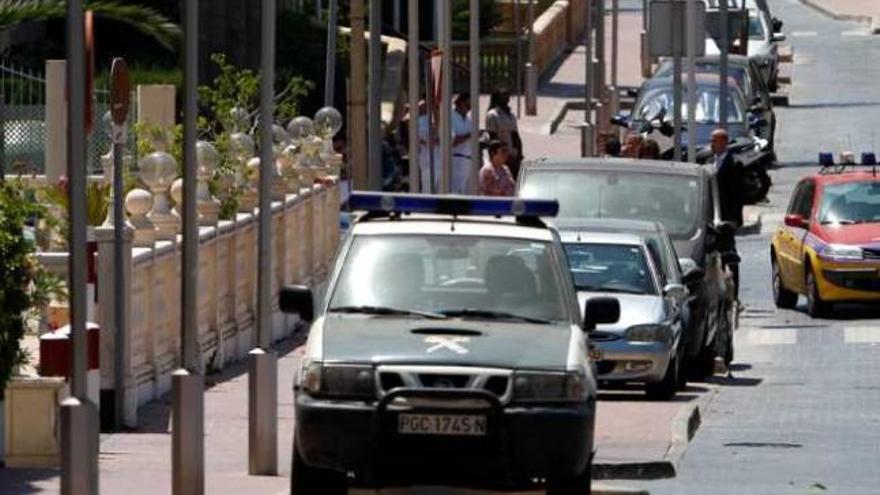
(376, 367, 512, 402)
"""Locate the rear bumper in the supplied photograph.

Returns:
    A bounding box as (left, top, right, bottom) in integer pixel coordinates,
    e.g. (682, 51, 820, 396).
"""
(294, 388, 595, 489)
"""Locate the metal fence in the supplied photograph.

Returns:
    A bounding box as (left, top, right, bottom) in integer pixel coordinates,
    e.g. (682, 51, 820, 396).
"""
(1, 61, 128, 176)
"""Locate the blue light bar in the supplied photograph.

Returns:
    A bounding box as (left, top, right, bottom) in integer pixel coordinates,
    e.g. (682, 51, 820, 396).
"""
(348, 192, 559, 218)
(862, 152, 877, 166)
(819, 152, 834, 167)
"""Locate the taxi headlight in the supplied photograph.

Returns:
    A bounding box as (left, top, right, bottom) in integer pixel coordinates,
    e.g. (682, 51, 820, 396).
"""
(299, 362, 375, 399)
(820, 244, 863, 261)
(625, 324, 673, 344)
(513, 371, 587, 402)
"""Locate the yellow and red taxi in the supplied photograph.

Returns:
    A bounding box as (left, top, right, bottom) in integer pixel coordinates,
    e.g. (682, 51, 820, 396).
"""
(770, 153, 880, 317)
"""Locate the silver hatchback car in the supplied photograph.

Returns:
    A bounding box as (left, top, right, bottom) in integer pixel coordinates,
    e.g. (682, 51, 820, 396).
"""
(560, 231, 687, 400)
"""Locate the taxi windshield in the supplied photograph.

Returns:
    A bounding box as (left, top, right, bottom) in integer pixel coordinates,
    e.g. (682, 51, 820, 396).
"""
(520, 170, 702, 238)
(328, 235, 570, 323)
(818, 181, 880, 224)
(564, 243, 657, 295)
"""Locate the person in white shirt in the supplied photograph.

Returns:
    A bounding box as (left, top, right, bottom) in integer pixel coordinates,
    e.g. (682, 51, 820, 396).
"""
(451, 92, 474, 194)
(416, 100, 439, 193)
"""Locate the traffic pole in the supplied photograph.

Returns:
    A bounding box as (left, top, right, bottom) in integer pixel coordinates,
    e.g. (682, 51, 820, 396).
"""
(172, 0, 205, 493)
(438, 0, 452, 193)
(250, 0, 279, 476)
(408, 0, 420, 192)
(686, 0, 698, 163)
(324, 0, 338, 107)
(368, 0, 383, 190)
(61, 0, 99, 491)
(582, 0, 595, 158)
(469, 0, 481, 191)
(719, 0, 730, 130)
(672, 3, 683, 162)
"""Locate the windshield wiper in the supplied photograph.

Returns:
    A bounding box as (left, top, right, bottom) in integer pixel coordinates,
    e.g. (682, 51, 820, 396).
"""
(438, 308, 551, 324)
(328, 305, 446, 320)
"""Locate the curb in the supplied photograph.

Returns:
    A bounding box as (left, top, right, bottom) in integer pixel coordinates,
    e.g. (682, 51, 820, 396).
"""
(593, 385, 719, 481)
(592, 484, 651, 495)
(798, 0, 880, 33)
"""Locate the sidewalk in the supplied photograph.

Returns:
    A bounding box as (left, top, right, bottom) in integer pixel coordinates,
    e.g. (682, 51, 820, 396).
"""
(799, 0, 880, 32)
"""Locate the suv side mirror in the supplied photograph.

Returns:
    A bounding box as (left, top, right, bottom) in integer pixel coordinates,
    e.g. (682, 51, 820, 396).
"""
(583, 296, 620, 330)
(679, 258, 705, 286)
(610, 112, 630, 127)
(279, 285, 315, 321)
(784, 213, 808, 229)
(663, 283, 688, 300)
(772, 32, 786, 42)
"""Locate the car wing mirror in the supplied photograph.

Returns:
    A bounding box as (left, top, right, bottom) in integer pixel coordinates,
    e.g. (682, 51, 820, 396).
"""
(583, 296, 620, 331)
(679, 257, 705, 285)
(783, 214, 808, 229)
(279, 285, 315, 321)
(772, 32, 786, 42)
(663, 283, 688, 300)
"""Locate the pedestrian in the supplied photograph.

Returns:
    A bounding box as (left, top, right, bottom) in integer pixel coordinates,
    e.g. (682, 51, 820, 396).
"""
(639, 139, 661, 160)
(621, 133, 643, 158)
(416, 99, 439, 192)
(485, 88, 523, 178)
(451, 92, 474, 194)
(605, 136, 622, 157)
(479, 140, 516, 197)
(711, 128, 743, 299)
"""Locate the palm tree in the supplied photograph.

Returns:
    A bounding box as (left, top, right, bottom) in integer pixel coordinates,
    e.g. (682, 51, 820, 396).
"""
(0, 0, 180, 50)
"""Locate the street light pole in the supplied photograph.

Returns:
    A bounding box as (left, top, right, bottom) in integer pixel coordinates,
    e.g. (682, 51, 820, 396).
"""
(249, 0, 279, 476)
(408, 0, 420, 192)
(469, 0, 481, 192)
(61, 0, 99, 492)
(438, 0, 452, 193)
(368, 0, 383, 190)
(172, 0, 205, 493)
(324, 0, 338, 107)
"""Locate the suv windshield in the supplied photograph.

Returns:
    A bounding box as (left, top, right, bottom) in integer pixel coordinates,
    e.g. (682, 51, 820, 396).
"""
(818, 181, 880, 224)
(520, 170, 702, 238)
(328, 235, 570, 322)
(634, 86, 745, 124)
(565, 243, 657, 295)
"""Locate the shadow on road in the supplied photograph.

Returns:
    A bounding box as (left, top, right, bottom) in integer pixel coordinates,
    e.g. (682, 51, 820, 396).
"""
(0, 467, 58, 495)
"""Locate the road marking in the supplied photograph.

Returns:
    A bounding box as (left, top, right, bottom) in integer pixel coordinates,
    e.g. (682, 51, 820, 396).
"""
(791, 31, 818, 38)
(841, 30, 870, 37)
(736, 329, 797, 346)
(844, 327, 880, 344)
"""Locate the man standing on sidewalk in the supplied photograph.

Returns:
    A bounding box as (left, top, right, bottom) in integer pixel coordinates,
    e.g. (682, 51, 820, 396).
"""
(451, 92, 474, 194)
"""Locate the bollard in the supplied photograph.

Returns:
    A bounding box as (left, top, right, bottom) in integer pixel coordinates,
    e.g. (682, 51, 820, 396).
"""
(581, 123, 596, 158)
(525, 62, 538, 116)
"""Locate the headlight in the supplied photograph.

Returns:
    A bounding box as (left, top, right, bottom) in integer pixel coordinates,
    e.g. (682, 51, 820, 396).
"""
(513, 371, 587, 402)
(625, 324, 673, 344)
(820, 244, 863, 261)
(299, 362, 375, 399)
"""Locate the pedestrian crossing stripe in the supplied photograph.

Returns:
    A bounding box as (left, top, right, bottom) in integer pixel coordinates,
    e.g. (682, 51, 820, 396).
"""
(844, 327, 880, 344)
(736, 329, 798, 346)
(791, 31, 818, 38)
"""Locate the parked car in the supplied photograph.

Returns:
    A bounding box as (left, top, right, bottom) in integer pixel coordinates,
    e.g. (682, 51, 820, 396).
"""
(519, 158, 737, 376)
(282, 193, 620, 493)
(556, 218, 706, 385)
(770, 157, 880, 317)
(654, 54, 776, 147)
(703, 0, 786, 91)
(558, 228, 688, 399)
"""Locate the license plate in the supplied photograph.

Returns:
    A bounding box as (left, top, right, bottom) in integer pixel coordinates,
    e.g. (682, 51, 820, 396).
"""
(398, 414, 487, 436)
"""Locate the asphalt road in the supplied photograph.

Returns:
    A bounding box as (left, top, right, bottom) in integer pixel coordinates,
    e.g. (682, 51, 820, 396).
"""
(633, 0, 880, 493)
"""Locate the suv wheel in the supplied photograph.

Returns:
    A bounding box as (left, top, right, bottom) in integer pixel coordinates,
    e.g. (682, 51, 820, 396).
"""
(291, 439, 347, 494)
(806, 267, 830, 318)
(645, 354, 679, 400)
(772, 256, 798, 309)
(546, 461, 592, 495)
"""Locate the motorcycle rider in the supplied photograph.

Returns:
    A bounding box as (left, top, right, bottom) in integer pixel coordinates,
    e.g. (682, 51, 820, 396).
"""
(711, 128, 743, 300)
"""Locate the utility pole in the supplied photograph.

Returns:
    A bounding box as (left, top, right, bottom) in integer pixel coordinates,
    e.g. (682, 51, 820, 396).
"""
(172, 0, 205, 493)
(408, 0, 419, 192)
(582, 0, 595, 158)
(438, 0, 452, 193)
(368, 0, 383, 190)
(719, 0, 729, 129)
(686, 0, 697, 162)
(61, 0, 99, 491)
(324, 0, 339, 107)
(350, 0, 368, 188)
(249, 0, 279, 476)
(469, 0, 481, 191)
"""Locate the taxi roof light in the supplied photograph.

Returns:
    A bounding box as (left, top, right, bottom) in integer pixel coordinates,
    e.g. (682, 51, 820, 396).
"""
(348, 192, 559, 218)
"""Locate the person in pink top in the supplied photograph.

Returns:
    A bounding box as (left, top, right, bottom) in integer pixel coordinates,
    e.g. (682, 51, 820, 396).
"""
(479, 140, 516, 197)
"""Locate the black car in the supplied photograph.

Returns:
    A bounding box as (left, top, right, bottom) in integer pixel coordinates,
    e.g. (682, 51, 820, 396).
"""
(518, 158, 737, 377)
(281, 193, 620, 494)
